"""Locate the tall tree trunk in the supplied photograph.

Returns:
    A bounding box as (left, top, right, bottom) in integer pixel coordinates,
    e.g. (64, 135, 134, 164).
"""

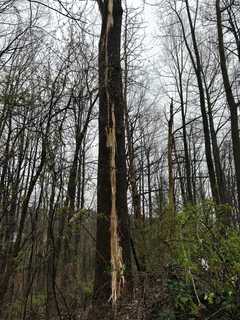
(204, 77, 229, 207)
(173, 137, 186, 205)
(122, 9, 142, 221)
(178, 0, 219, 203)
(94, 0, 132, 304)
(179, 88, 193, 204)
(167, 99, 175, 236)
(146, 150, 153, 221)
(125, 110, 141, 220)
(216, 0, 240, 219)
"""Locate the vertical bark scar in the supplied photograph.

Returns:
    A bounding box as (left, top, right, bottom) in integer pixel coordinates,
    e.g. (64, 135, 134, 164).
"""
(106, 107, 125, 304)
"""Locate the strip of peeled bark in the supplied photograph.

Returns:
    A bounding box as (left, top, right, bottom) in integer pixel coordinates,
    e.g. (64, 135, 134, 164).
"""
(106, 108, 124, 304)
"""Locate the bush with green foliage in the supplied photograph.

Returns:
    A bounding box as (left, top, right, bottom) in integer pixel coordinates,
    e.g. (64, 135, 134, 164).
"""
(168, 201, 240, 319)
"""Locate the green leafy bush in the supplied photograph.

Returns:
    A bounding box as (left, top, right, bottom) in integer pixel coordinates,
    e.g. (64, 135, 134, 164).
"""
(168, 201, 240, 319)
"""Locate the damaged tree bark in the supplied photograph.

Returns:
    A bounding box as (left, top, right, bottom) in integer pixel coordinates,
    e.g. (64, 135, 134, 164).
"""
(93, 0, 132, 305)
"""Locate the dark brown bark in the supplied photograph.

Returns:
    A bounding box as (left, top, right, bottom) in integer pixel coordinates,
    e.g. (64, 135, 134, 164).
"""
(216, 0, 240, 218)
(94, 0, 132, 304)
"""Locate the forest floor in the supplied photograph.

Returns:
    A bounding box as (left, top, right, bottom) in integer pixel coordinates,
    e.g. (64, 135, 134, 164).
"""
(79, 272, 171, 320)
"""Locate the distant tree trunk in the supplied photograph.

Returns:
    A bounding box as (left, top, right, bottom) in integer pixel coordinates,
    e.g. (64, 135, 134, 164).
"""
(216, 0, 240, 219)
(46, 174, 60, 319)
(146, 150, 153, 220)
(125, 111, 141, 220)
(177, 0, 219, 203)
(173, 137, 186, 205)
(58, 93, 95, 287)
(80, 137, 86, 209)
(140, 137, 146, 221)
(208, 104, 227, 203)
(190, 127, 198, 203)
(94, 0, 132, 304)
(167, 99, 175, 236)
(123, 37, 141, 220)
(203, 76, 229, 207)
(0, 137, 46, 311)
(180, 92, 193, 204)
